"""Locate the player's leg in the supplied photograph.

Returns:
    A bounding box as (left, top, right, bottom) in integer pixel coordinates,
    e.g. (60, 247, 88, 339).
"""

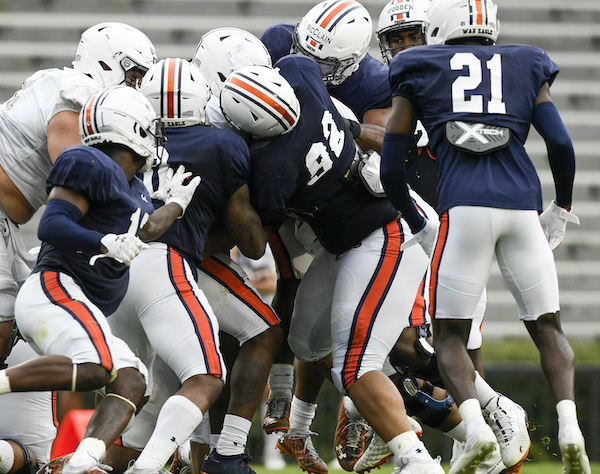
(195, 253, 282, 473)
(499, 209, 590, 474)
(331, 219, 442, 473)
(263, 220, 317, 435)
(116, 246, 224, 474)
(277, 250, 334, 474)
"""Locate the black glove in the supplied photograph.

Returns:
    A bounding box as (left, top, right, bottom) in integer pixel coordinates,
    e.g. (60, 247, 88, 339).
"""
(343, 117, 361, 139)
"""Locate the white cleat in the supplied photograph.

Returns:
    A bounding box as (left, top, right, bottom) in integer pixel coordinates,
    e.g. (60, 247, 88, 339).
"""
(393, 441, 444, 474)
(559, 424, 591, 474)
(449, 423, 497, 474)
(484, 396, 530, 470)
(354, 417, 423, 473)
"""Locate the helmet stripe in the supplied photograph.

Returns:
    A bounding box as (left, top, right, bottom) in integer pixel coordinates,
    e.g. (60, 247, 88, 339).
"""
(318, 1, 359, 31)
(84, 90, 101, 136)
(167, 57, 177, 119)
(475, 0, 483, 25)
(226, 76, 296, 128)
(224, 84, 288, 132)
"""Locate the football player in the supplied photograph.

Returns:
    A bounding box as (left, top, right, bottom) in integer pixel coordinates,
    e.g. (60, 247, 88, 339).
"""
(3, 86, 198, 474)
(220, 57, 444, 474)
(0, 21, 156, 375)
(380, 0, 589, 472)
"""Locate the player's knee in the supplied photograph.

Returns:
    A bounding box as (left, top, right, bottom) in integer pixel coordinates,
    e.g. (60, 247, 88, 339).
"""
(107, 367, 147, 409)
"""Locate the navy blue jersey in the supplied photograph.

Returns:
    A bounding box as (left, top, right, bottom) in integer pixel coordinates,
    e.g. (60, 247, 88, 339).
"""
(250, 55, 398, 255)
(389, 44, 559, 214)
(144, 125, 250, 267)
(36, 146, 154, 315)
(261, 24, 392, 121)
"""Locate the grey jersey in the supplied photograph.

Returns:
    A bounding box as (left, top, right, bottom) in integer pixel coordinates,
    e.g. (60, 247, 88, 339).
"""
(0, 67, 100, 210)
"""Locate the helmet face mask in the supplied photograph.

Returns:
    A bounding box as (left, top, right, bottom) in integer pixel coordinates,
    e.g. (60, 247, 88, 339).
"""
(79, 86, 165, 172)
(192, 27, 272, 96)
(140, 58, 211, 128)
(425, 0, 500, 46)
(220, 65, 301, 139)
(292, 0, 372, 86)
(72, 22, 157, 88)
(377, 0, 429, 64)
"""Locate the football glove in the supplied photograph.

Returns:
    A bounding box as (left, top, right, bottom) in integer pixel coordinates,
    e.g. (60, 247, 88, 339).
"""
(153, 165, 201, 218)
(400, 218, 438, 257)
(539, 200, 580, 250)
(90, 233, 149, 266)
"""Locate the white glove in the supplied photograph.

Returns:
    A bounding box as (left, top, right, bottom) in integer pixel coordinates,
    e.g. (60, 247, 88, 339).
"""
(539, 200, 580, 250)
(90, 233, 149, 266)
(400, 218, 439, 257)
(153, 165, 201, 218)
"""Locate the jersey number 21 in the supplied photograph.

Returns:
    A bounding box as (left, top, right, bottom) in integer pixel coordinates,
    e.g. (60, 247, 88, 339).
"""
(451, 53, 506, 115)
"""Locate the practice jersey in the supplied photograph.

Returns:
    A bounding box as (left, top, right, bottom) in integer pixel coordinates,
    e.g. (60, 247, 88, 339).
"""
(35, 146, 154, 315)
(0, 68, 100, 210)
(389, 44, 559, 214)
(260, 24, 391, 121)
(142, 125, 250, 268)
(249, 55, 398, 255)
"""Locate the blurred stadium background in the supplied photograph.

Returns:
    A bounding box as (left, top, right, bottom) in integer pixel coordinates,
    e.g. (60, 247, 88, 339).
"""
(1, 0, 598, 466)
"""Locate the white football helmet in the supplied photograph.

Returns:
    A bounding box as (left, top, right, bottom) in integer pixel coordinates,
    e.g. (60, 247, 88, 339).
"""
(292, 0, 372, 86)
(79, 85, 164, 172)
(220, 65, 300, 138)
(140, 58, 211, 128)
(425, 0, 499, 45)
(72, 22, 157, 88)
(192, 27, 272, 96)
(377, 0, 429, 64)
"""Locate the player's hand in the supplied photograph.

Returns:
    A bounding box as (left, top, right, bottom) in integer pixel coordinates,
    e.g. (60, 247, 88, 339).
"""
(401, 218, 438, 257)
(539, 200, 580, 250)
(153, 165, 201, 218)
(90, 233, 149, 266)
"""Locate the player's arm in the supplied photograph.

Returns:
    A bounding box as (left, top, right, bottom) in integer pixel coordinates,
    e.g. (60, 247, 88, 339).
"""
(380, 96, 423, 231)
(47, 111, 82, 163)
(37, 186, 104, 253)
(345, 107, 390, 153)
(137, 202, 183, 241)
(532, 82, 575, 210)
(223, 183, 268, 260)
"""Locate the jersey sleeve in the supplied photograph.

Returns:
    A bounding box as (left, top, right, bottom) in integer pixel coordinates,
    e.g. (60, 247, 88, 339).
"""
(388, 49, 422, 103)
(52, 68, 101, 118)
(530, 47, 560, 88)
(260, 24, 295, 64)
(47, 146, 124, 203)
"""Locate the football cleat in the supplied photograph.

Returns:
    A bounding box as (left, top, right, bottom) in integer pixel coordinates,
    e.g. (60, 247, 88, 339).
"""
(394, 441, 445, 474)
(262, 397, 291, 434)
(200, 451, 255, 474)
(37, 454, 113, 474)
(451, 440, 507, 474)
(559, 423, 591, 474)
(484, 396, 530, 472)
(449, 423, 497, 474)
(353, 433, 391, 473)
(277, 431, 328, 474)
(354, 417, 423, 473)
(334, 400, 368, 471)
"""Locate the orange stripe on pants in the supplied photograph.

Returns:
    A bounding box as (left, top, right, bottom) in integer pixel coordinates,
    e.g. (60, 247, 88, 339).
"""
(343, 220, 402, 391)
(169, 250, 223, 377)
(200, 256, 279, 326)
(41, 271, 113, 372)
(429, 212, 449, 319)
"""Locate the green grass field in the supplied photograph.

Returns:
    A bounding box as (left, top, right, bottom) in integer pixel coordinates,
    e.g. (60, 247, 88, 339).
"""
(249, 461, 600, 473)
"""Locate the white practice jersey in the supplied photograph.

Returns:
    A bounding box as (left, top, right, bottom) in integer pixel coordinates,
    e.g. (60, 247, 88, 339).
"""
(0, 67, 100, 210)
